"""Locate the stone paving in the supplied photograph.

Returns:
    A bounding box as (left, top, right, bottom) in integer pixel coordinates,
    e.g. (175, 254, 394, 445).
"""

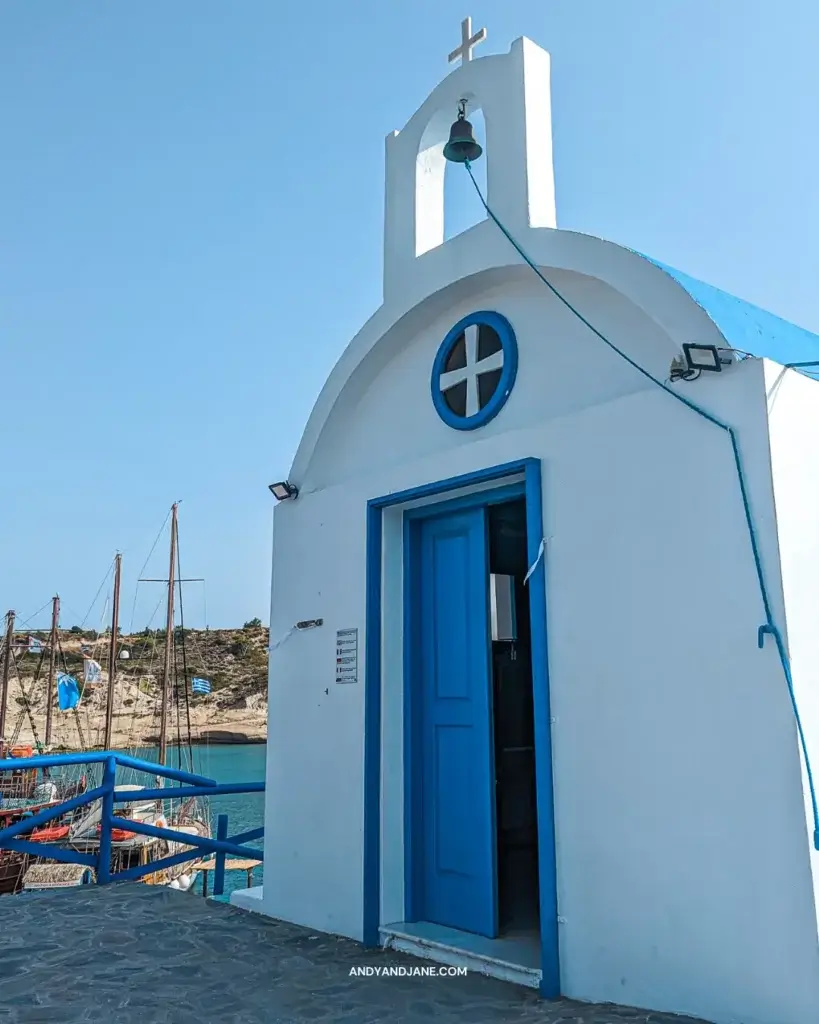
(0, 884, 714, 1024)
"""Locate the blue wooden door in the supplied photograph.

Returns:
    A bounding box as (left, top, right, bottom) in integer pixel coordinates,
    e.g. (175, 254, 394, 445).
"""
(412, 506, 498, 938)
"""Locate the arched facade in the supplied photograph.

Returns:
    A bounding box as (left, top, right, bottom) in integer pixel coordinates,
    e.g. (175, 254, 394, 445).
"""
(244, 30, 819, 1024)
(291, 232, 729, 489)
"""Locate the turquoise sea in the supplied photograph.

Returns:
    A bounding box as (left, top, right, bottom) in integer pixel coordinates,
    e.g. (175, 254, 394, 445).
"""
(186, 742, 266, 901)
(115, 743, 266, 902)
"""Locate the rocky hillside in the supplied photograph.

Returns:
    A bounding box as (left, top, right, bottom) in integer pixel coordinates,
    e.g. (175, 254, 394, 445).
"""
(3, 626, 270, 750)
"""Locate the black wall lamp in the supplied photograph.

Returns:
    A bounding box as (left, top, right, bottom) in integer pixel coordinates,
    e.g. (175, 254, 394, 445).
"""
(682, 343, 731, 373)
(269, 481, 298, 501)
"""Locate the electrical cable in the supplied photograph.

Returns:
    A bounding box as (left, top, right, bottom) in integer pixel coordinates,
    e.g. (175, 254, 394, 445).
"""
(463, 160, 819, 847)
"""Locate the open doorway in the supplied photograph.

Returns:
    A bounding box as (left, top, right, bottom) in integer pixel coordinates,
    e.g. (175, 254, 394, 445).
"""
(488, 498, 540, 939)
(375, 462, 557, 990)
(394, 486, 544, 983)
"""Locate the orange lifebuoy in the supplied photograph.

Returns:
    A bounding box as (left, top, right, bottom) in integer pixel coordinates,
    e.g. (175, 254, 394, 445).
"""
(30, 825, 69, 841)
(10, 746, 33, 758)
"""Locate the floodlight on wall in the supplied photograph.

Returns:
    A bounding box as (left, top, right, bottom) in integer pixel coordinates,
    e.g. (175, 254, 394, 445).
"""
(269, 481, 298, 501)
(682, 343, 725, 373)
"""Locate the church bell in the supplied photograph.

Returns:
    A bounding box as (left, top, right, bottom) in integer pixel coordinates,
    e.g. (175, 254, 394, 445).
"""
(443, 101, 483, 164)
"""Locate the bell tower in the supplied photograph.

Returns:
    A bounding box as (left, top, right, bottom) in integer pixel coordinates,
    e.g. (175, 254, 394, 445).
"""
(382, 28, 557, 305)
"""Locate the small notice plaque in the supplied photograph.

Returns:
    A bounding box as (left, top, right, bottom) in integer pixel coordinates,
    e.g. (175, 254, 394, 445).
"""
(336, 628, 358, 684)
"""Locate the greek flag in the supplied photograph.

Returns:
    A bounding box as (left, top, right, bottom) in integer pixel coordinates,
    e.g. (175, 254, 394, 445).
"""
(84, 659, 102, 684)
(191, 677, 211, 695)
(27, 637, 43, 654)
(57, 673, 81, 711)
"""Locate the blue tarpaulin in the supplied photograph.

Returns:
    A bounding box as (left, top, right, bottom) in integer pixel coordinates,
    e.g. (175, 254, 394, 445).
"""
(57, 673, 81, 711)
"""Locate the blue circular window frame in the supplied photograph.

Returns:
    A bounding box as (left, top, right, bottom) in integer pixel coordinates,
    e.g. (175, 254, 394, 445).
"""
(431, 310, 518, 431)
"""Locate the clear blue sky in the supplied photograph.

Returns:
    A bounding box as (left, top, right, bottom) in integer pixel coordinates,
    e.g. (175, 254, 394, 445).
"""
(2, 0, 818, 630)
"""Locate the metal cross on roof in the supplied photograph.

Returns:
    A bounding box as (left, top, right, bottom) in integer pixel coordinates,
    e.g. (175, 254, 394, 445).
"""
(448, 17, 487, 66)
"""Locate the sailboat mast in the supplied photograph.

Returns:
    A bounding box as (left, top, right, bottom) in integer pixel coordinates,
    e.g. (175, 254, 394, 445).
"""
(0, 610, 14, 747)
(103, 555, 122, 750)
(158, 504, 178, 766)
(44, 596, 60, 746)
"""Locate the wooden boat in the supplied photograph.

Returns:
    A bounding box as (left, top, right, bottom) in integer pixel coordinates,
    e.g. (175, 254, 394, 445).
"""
(0, 769, 91, 895)
(10, 505, 212, 894)
(22, 783, 207, 892)
(0, 849, 27, 895)
(0, 744, 36, 800)
(0, 685, 89, 894)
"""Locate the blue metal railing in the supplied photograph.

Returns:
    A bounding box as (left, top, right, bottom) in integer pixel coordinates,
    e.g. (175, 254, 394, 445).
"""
(0, 751, 264, 896)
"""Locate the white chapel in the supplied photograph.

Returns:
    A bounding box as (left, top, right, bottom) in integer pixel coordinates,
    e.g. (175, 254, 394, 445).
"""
(235, 22, 819, 1024)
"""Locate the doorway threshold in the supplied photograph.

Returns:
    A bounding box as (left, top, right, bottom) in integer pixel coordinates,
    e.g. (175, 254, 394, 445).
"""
(380, 921, 541, 989)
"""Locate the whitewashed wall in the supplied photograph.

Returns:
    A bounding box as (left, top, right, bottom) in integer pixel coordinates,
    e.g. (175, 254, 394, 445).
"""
(262, 270, 819, 1024)
(765, 363, 819, 942)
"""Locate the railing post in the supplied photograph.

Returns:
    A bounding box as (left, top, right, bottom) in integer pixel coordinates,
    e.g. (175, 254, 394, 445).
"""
(213, 813, 228, 896)
(97, 756, 116, 885)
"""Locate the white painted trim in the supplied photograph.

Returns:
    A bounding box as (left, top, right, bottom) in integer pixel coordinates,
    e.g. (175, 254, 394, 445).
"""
(379, 926, 542, 990)
(229, 885, 264, 912)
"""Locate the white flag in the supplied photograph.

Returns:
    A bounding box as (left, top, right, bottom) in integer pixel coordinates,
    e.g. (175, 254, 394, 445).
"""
(84, 659, 102, 683)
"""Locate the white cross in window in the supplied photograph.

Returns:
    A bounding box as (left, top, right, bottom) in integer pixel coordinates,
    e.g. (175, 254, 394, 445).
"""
(448, 17, 487, 66)
(439, 324, 504, 417)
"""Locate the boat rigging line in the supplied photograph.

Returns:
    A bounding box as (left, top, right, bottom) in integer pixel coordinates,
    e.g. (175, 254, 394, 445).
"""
(175, 523, 195, 777)
(127, 505, 173, 635)
(79, 558, 116, 631)
(8, 645, 46, 753)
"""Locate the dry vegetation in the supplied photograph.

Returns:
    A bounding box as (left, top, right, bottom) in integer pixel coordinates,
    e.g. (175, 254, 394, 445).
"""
(5, 626, 269, 749)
